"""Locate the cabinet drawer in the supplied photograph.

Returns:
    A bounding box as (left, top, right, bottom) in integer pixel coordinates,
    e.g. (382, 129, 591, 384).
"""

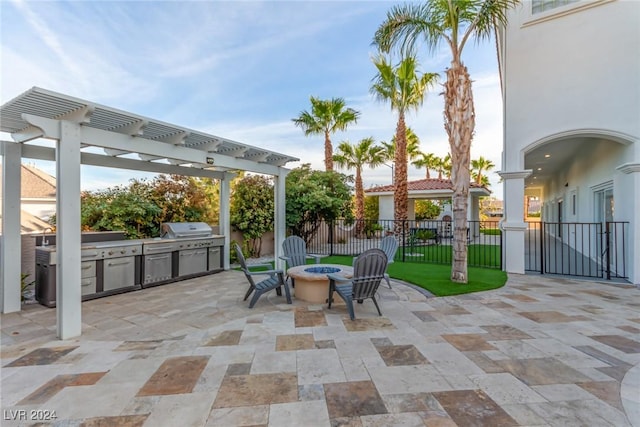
(81, 261, 96, 279)
(81, 277, 96, 296)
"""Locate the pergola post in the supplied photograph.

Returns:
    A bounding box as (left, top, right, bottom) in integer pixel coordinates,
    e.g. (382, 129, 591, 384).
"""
(220, 172, 233, 270)
(56, 121, 82, 339)
(273, 169, 288, 271)
(1, 141, 23, 313)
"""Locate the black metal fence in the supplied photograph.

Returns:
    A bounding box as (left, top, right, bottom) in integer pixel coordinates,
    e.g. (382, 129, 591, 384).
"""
(302, 219, 502, 269)
(525, 221, 628, 279)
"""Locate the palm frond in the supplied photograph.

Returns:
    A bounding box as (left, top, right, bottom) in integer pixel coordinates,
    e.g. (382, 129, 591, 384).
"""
(373, 3, 444, 57)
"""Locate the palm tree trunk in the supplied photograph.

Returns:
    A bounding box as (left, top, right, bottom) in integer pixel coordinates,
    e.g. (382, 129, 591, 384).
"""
(324, 131, 333, 171)
(355, 166, 365, 236)
(393, 113, 408, 236)
(444, 60, 475, 284)
(426, 169, 430, 179)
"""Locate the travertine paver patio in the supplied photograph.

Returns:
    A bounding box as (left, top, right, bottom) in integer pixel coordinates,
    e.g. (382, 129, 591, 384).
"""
(1, 270, 639, 426)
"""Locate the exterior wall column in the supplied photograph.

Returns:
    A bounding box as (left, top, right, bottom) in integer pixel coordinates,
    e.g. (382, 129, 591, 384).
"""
(617, 163, 640, 286)
(273, 169, 289, 271)
(219, 172, 234, 270)
(1, 141, 22, 313)
(498, 170, 532, 274)
(56, 121, 82, 339)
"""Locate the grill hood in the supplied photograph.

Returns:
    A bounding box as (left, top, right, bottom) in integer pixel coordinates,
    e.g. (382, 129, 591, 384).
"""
(160, 222, 213, 239)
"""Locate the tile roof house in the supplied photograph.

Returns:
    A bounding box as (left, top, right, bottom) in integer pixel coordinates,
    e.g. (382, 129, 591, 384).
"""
(365, 178, 490, 222)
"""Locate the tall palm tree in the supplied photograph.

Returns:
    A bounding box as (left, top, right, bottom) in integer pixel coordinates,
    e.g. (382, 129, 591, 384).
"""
(333, 137, 386, 234)
(471, 156, 495, 185)
(381, 127, 422, 174)
(412, 152, 437, 179)
(292, 96, 361, 172)
(374, 0, 519, 283)
(370, 55, 438, 234)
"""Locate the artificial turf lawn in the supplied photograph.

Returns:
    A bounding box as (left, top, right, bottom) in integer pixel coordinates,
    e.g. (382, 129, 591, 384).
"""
(400, 244, 501, 268)
(321, 255, 507, 297)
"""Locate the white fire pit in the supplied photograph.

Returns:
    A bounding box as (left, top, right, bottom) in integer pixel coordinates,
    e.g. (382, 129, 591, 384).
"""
(287, 264, 353, 304)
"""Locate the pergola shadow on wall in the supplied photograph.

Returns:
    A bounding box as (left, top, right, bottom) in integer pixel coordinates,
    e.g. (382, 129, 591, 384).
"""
(0, 87, 298, 339)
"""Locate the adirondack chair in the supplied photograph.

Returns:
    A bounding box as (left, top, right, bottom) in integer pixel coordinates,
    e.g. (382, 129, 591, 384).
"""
(327, 248, 387, 320)
(379, 236, 398, 289)
(235, 243, 291, 308)
(280, 235, 321, 286)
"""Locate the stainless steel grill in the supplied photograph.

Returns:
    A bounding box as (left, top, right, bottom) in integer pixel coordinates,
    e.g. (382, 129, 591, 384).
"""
(141, 222, 223, 287)
(160, 222, 212, 239)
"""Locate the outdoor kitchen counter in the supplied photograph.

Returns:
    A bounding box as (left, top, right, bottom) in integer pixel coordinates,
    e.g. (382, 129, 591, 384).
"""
(37, 235, 225, 251)
(34, 234, 226, 307)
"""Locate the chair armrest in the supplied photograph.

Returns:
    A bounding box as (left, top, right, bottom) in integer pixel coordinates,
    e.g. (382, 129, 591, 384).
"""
(308, 254, 323, 264)
(279, 256, 291, 262)
(326, 273, 351, 283)
(247, 268, 284, 276)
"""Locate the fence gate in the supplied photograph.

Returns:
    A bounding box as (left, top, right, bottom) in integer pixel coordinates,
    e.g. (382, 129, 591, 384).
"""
(525, 221, 628, 280)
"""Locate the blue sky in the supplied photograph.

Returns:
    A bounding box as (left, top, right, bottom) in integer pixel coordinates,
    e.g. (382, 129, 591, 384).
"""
(1, 0, 504, 198)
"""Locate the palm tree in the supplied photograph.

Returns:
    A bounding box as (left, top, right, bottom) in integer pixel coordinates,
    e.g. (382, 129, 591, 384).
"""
(442, 153, 452, 178)
(432, 154, 450, 179)
(374, 0, 518, 283)
(370, 55, 438, 234)
(292, 96, 361, 172)
(381, 127, 422, 172)
(471, 156, 495, 185)
(412, 152, 437, 179)
(333, 137, 386, 235)
(473, 173, 490, 187)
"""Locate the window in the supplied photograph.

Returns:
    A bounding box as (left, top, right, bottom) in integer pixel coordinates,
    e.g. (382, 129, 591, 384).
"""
(532, 0, 579, 14)
(594, 187, 614, 223)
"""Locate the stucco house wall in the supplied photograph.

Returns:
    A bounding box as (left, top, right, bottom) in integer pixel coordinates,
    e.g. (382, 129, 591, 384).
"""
(501, 1, 638, 168)
(499, 0, 639, 284)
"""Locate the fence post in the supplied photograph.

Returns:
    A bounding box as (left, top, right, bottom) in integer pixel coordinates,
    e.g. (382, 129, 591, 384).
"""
(539, 222, 544, 275)
(499, 222, 503, 270)
(402, 220, 406, 262)
(605, 221, 611, 280)
(329, 219, 334, 256)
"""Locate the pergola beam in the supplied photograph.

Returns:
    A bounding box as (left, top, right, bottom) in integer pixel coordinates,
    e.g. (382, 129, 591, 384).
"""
(21, 144, 225, 179)
(18, 115, 285, 175)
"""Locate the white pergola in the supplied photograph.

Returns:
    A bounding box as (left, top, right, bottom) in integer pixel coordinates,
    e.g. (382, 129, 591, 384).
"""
(0, 87, 298, 339)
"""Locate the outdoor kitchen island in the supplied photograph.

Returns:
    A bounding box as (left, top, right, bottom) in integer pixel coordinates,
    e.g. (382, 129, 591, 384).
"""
(34, 223, 224, 307)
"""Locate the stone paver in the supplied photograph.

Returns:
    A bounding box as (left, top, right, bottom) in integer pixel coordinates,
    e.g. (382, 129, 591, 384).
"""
(1, 271, 638, 426)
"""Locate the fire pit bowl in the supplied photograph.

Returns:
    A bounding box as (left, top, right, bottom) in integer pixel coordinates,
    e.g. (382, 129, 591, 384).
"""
(304, 266, 341, 274)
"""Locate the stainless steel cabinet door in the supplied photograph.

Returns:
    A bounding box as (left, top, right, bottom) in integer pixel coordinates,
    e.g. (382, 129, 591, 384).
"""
(103, 256, 136, 291)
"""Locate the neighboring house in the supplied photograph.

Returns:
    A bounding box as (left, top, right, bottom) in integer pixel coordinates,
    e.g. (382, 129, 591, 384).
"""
(19, 163, 56, 221)
(0, 163, 56, 233)
(497, 0, 639, 285)
(365, 178, 490, 222)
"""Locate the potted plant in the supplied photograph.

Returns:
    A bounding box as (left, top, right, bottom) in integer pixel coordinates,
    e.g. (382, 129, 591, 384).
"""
(21, 273, 35, 303)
